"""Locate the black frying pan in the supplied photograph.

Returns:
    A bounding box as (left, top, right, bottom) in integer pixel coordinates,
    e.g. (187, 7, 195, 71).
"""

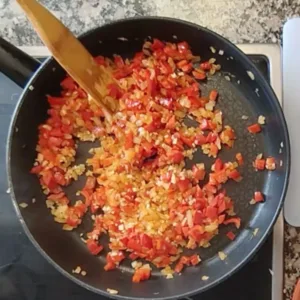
(2, 17, 290, 300)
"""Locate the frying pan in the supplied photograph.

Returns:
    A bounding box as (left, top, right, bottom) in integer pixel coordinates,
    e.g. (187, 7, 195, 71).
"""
(2, 17, 290, 299)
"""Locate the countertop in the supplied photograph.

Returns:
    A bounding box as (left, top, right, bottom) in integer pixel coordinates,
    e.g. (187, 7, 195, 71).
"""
(1, 0, 300, 299)
(1, 0, 300, 45)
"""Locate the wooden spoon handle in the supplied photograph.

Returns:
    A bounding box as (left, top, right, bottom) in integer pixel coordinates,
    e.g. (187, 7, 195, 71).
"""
(16, 0, 115, 121)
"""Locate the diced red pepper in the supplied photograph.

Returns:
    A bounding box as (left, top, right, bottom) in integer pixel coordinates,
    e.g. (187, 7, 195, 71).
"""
(192, 165, 205, 181)
(182, 227, 189, 238)
(47, 96, 65, 106)
(177, 178, 190, 192)
(167, 150, 184, 164)
(174, 262, 184, 273)
(50, 128, 64, 137)
(254, 158, 265, 170)
(47, 192, 65, 200)
(77, 88, 87, 98)
(114, 55, 125, 68)
(82, 111, 94, 122)
(214, 170, 228, 184)
(189, 225, 204, 242)
(190, 254, 201, 266)
(94, 56, 106, 66)
(223, 217, 241, 229)
(205, 206, 218, 220)
(266, 157, 276, 170)
(218, 214, 226, 224)
(193, 210, 204, 225)
(159, 61, 173, 75)
(228, 169, 242, 182)
(206, 132, 218, 143)
(41, 149, 56, 163)
(161, 171, 172, 183)
(181, 63, 193, 73)
(214, 158, 224, 171)
(113, 67, 132, 79)
(152, 39, 165, 50)
(180, 135, 194, 147)
(61, 124, 73, 134)
(108, 251, 125, 264)
(129, 253, 139, 260)
(195, 134, 207, 145)
(31, 165, 43, 174)
(53, 171, 67, 185)
(42, 171, 57, 190)
(84, 177, 96, 190)
(61, 77, 77, 90)
(166, 115, 176, 129)
(247, 123, 261, 134)
(127, 239, 142, 252)
(209, 90, 218, 101)
(48, 136, 62, 147)
(107, 83, 122, 99)
(66, 216, 80, 227)
(125, 131, 134, 149)
(144, 113, 162, 132)
(236, 153, 244, 165)
(254, 191, 264, 203)
(200, 62, 212, 70)
(177, 60, 193, 73)
(132, 267, 151, 283)
(226, 231, 236, 240)
(203, 183, 217, 194)
(140, 234, 153, 249)
(104, 262, 116, 271)
(86, 239, 103, 255)
(200, 119, 209, 130)
(218, 198, 227, 214)
(209, 143, 219, 157)
(192, 70, 206, 80)
(177, 41, 190, 54)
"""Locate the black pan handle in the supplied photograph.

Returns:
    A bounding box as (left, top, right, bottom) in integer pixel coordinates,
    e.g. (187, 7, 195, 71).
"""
(0, 37, 41, 88)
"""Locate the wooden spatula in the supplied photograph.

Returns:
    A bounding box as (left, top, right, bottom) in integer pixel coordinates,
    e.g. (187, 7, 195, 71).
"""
(16, 0, 116, 122)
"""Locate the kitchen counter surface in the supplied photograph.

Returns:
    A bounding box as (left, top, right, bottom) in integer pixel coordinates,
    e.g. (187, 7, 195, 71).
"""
(1, 0, 300, 299)
(1, 0, 300, 45)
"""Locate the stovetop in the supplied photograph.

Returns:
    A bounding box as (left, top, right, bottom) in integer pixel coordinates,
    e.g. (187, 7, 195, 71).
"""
(0, 45, 283, 300)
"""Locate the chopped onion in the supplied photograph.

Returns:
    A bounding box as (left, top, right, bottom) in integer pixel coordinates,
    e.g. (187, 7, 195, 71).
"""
(73, 266, 81, 274)
(210, 46, 216, 53)
(258, 115, 265, 125)
(19, 202, 28, 208)
(107, 288, 119, 295)
(218, 251, 227, 260)
(247, 70, 255, 80)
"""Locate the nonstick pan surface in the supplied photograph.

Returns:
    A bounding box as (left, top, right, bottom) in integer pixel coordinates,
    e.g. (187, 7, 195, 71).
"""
(4, 17, 290, 299)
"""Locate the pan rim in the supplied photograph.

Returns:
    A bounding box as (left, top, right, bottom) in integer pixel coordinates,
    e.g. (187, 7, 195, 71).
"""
(6, 15, 291, 300)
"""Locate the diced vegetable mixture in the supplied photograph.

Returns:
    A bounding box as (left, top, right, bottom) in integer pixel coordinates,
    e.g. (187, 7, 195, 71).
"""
(30, 39, 276, 282)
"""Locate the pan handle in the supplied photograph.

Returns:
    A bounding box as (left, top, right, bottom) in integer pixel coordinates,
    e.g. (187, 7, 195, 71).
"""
(0, 37, 41, 88)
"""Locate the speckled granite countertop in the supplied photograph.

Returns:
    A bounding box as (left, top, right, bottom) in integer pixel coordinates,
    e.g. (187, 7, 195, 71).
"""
(1, 0, 300, 45)
(1, 0, 300, 299)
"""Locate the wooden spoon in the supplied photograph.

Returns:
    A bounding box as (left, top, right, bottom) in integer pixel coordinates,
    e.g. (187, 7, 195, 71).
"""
(16, 0, 116, 122)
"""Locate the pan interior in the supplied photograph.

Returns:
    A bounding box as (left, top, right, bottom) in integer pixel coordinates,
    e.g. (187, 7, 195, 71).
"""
(8, 18, 289, 299)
